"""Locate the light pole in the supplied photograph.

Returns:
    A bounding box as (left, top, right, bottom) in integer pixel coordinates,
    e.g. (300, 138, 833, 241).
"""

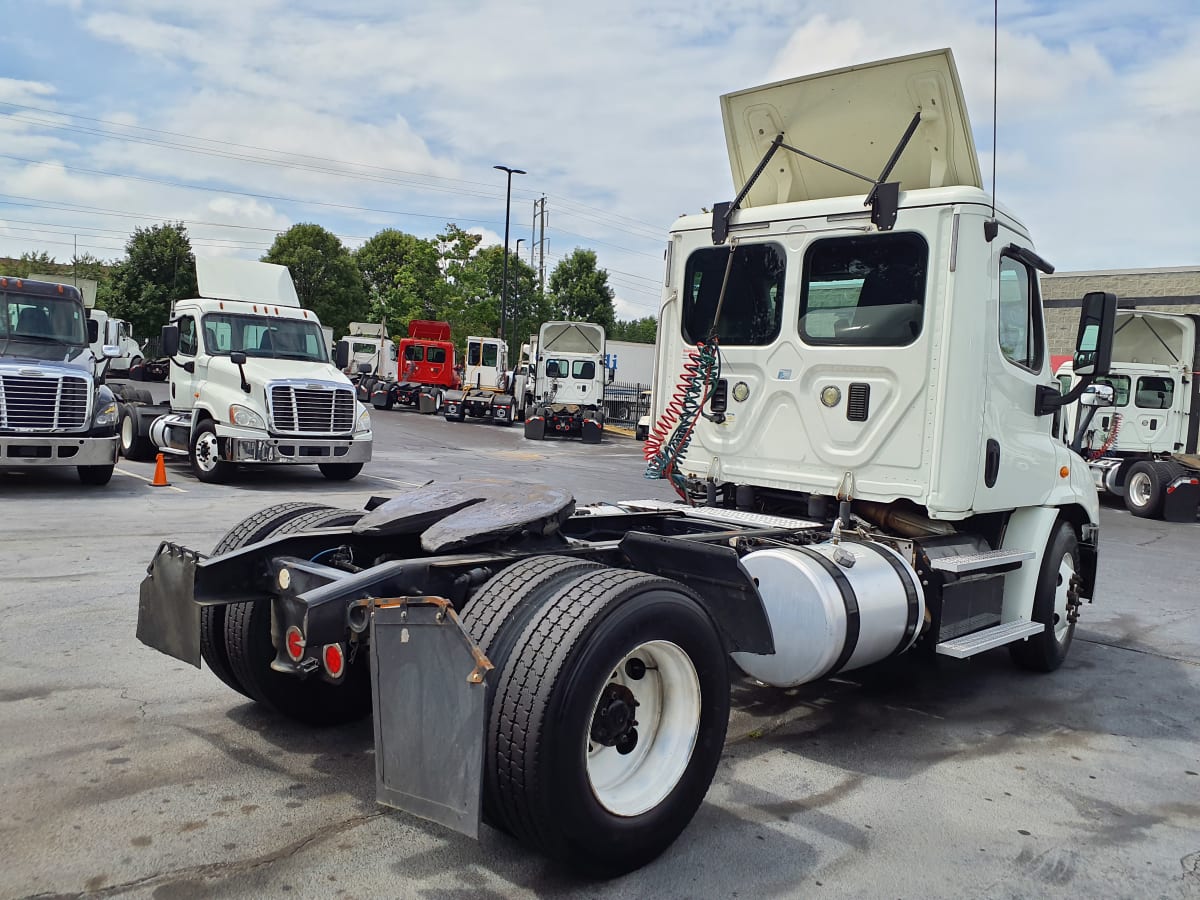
(494, 165, 525, 350)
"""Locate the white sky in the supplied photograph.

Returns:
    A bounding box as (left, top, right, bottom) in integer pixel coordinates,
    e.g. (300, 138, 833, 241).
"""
(1, 0, 1197, 320)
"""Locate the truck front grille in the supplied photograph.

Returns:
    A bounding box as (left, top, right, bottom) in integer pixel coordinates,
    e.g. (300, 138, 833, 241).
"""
(0, 374, 90, 431)
(270, 384, 355, 434)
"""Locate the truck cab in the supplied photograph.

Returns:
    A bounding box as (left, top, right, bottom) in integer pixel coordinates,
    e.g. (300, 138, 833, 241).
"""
(124, 258, 372, 482)
(442, 336, 517, 424)
(88, 310, 143, 374)
(368, 320, 459, 413)
(523, 321, 608, 442)
(0, 277, 121, 484)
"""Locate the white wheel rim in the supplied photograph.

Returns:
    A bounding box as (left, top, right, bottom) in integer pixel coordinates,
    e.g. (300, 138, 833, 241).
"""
(120, 414, 134, 451)
(1052, 553, 1076, 643)
(585, 640, 701, 817)
(1128, 471, 1152, 507)
(194, 431, 219, 472)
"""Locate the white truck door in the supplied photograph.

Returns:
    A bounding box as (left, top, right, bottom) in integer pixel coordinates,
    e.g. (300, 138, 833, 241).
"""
(1128, 373, 1178, 449)
(975, 242, 1057, 510)
(171, 313, 203, 412)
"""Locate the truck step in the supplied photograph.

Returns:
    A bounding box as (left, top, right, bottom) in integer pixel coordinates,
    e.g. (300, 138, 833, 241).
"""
(617, 499, 822, 531)
(935, 620, 1044, 658)
(929, 548, 1034, 574)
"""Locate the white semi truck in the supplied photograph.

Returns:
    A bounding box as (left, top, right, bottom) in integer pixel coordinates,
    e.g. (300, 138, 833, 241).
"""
(136, 50, 1117, 877)
(1057, 309, 1200, 519)
(523, 320, 608, 442)
(117, 258, 372, 482)
(0, 276, 121, 484)
(442, 335, 519, 424)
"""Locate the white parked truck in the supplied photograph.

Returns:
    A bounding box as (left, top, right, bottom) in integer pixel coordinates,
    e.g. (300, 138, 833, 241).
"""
(0, 276, 121, 484)
(1056, 309, 1200, 519)
(442, 335, 518, 424)
(136, 50, 1117, 877)
(523, 320, 608, 442)
(118, 258, 372, 482)
(88, 310, 143, 374)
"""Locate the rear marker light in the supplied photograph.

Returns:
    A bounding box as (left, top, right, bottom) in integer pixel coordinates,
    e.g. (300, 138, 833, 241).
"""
(285, 626, 305, 661)
(323, 644, 345, 678)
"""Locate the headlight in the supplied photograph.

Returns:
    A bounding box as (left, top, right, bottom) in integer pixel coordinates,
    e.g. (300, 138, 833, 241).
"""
(229, 404, 266, 429)
(94, 402, 119, 426)
(355, 406, 371, 434)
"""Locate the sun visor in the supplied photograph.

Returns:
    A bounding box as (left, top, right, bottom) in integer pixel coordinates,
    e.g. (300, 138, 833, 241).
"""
(195, 257, 301, 307)
(540, 322, 605, 354)
(721, 48, 982, 207)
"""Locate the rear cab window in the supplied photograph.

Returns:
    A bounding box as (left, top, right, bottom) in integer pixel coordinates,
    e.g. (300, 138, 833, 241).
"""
(682, 243, 785, 345)
(1135, 376, 1174, 409)
(799, 232, 927, 346)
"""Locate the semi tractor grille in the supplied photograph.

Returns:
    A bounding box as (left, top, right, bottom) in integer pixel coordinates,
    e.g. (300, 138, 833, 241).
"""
(270, 384, 355, 434)
(0, 374, 90, 431)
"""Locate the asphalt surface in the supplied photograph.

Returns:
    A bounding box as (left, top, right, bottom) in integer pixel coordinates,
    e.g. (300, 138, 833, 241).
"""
(1, 385, 1197, 899)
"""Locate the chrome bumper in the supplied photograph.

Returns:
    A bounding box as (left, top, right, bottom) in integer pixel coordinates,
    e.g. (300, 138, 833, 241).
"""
(0, 434, 119, 467)
(215, 423, 373, 465)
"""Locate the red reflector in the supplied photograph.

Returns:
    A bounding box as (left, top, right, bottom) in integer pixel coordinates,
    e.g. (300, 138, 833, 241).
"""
(285, 626, 305, 661)
(323, 644, 345, 678)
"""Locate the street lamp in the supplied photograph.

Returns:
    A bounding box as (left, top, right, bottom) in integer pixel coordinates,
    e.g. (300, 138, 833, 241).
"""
(494, 165, 526, 350)
(512, 239, 526, 349)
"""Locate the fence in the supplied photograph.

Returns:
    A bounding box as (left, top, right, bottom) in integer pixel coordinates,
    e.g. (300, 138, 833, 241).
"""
(603, 380, 652, 425)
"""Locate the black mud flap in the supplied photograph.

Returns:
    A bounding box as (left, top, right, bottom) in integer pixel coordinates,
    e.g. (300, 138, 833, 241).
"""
(524, 417, 545, 440)
(582, 419, 603, 444)
(136, 541, 203, 667)
(418, 392, 437, 414)
(1163, 479, 1200, 522)
(370, 597, 492, 839)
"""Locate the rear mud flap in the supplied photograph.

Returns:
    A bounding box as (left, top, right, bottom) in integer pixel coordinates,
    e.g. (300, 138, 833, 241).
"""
(136, 542, 202, 667)
(1164, 480, 1200, 522)
(418, 393, 437, 414)
(582, 419, 603, 443)
(370, 598, 492, 838)
(524, 417, 545, 440)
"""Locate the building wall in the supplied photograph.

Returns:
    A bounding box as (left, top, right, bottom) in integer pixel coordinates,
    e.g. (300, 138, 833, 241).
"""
(1042, 266, 1200, 356)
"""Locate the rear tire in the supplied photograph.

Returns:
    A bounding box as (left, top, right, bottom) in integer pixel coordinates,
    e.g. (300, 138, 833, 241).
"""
(118, 404, 154, 461)
(1010, 521, 1080, 672)
(488, 568, 729, 876)
(223, 507, 370, 725)
(203, 503, 334, 697)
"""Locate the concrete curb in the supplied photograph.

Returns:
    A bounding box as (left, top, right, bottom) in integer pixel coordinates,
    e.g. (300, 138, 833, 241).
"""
(604, 424, 637, 438)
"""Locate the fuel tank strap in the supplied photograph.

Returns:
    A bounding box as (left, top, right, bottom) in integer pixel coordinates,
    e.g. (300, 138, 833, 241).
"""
(843, 538, 921, 655)
(792, 545, 860, 675)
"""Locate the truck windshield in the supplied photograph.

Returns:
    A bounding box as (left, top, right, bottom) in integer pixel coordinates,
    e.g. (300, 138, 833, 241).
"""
(202, 314, 329, 362)
(0, 292, 88, 350)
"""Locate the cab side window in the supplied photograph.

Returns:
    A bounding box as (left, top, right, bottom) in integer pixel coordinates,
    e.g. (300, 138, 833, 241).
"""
(178, 316, 198, 356)
(998, 256, 1044, 371)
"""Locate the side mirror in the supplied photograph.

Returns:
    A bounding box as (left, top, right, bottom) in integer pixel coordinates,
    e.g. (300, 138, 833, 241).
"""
(1080, 383, 1115, 407)
(102, 345, 121, 359)
(1073, 291, 1116, 376)
(160, 324, 180, 358)
(230, 350, 247, 365)
(334, 339, 350, 370)
(606, 367, 615, 385)
(358, 362, 372, 375)
(87, 318, 99, 344)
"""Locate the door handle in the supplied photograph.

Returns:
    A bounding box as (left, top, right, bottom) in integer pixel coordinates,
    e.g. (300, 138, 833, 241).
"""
(985, 438, 1000, 488)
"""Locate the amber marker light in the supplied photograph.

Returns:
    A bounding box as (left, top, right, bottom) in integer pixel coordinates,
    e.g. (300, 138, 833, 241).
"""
(1059, 466, 1070, 478)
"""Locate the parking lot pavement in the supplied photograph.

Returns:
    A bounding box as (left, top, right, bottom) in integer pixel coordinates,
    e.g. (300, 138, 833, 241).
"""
(1, 411, 1198, 899)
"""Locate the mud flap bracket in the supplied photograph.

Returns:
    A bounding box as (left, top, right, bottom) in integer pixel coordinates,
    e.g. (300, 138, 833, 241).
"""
(370, 597, 493, 839)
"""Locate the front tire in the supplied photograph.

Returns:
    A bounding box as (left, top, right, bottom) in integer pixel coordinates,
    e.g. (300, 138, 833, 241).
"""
(1010, 521, 1080, 672)
(318, 462, 363, 481)
(189, 420, 232, 483)
(77, 464, 114, 485)
(488, 568, 729, 876)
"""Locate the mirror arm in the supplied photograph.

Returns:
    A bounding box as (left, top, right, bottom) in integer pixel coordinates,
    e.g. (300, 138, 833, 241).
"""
(1035, 374, 1095, 416)
(1069, 405, 1102, 457)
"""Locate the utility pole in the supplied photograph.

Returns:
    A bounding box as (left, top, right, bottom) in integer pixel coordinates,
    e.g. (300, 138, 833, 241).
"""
(532, 195, 548, 295)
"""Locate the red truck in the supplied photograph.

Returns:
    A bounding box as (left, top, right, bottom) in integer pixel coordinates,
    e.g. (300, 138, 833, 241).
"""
(370, 320, 461, 413)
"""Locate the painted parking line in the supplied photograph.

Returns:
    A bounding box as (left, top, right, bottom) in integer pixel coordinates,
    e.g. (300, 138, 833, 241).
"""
(361, 473, 425, 489)
(116, 467, 189, 493)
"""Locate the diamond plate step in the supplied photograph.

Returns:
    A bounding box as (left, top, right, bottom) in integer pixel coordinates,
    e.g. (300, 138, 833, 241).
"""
(929, 548, 1035, 574)
(935, 620, 1044, 658)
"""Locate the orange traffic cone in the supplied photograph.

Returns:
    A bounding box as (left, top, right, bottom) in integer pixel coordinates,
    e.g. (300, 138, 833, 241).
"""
(150, 452, 170, 487)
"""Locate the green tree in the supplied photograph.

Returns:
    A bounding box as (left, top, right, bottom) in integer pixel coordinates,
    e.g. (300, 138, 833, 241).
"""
(263, 224, 367, 337)
(548, 248, 615, 330)
(355, 229, 445, 328)
(436, 223, 483, 282)
(106, 223, 198, 341)
(610, 316, 658, 343)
